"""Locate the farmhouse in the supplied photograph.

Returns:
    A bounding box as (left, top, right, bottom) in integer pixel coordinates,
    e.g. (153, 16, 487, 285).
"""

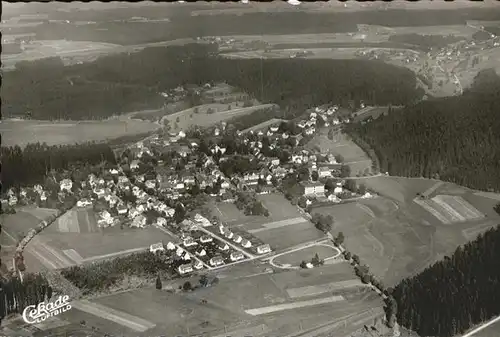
(150, 242, 165, 254)
(200, 235, 213, 243)
(318, 167, 332, 178)
(230, 251, 245, 262)
(60, 179, 73, 192)
(219, 243, 230, 251)
(193, 260, 204, 270)
(256, 244, 272, 255)
(241, 239, 252, 248)
(210, 256, 225, 267)
(178, 264, 193, 275)
(300, 181, 325, 196)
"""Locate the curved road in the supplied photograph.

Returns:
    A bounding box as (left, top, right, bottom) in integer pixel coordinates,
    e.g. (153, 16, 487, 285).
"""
(268, 241, 342, 270)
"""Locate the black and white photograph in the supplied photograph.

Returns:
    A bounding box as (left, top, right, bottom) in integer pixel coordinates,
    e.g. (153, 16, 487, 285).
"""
(1, 1, 500, 336)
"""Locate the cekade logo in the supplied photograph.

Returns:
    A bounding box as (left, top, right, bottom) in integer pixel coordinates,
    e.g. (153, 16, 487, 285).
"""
(22, 295, 72, 324)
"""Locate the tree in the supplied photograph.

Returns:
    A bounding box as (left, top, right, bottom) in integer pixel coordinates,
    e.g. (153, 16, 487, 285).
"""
(194, 107, 199, 114)
(345, 179, 357, 192)
(176, 116, 180, 123)
(298, 196, 307, 209)
(311, 171, 319, 181)
(344, 251, 352, 261)
(352, 254, 360, 265)
(328, 129, 335, 140)
(335, 154, 344, 163)
(334, 232, 345, 246)
(357, 183, 367, 195)
(207, 108, 215, 114)
(340, 165, 351, 178)
(199, 275, 209, 287)
(183, 281, 192, 291)
(300, 261, 308, 269)
(494, 203, 500, 215)
(155, 275, 162, 290)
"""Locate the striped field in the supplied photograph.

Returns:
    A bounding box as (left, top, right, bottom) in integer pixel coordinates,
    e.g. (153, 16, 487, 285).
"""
(414, 195, 484, 224)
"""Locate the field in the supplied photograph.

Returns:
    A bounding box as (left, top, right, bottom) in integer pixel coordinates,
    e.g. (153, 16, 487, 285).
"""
(46, 207, 100, 234)
(161, 103, 276, 131)
(274, 245, 340, 267)
(307, 129, 372, 175)
(24, 225, 176, 271)
(211, 194, 324, 252)
(0, 118, 160, 147)
(242, 118, 285, 133)
(312, 178, 500, 286)
(1, 39, 122, 70)
(1, 206, 58, 239)
(414, 195, 485, 224)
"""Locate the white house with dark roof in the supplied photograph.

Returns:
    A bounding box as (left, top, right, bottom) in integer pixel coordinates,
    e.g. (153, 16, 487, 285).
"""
(210, 256, 225, 267)
(230, 251, 245, 262)
(178, 264, 193, 275)
(256, 244, 272, 254)
(150, 242, 165, 254)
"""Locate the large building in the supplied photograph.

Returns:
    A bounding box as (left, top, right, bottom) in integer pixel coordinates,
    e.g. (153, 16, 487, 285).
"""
(300, 181, 325, 196)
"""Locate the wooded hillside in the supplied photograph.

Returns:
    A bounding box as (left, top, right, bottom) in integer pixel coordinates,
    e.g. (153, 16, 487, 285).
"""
(4, 44, 421, 120)
(391, 225, 500, 337)
(345, 70, 500, 192)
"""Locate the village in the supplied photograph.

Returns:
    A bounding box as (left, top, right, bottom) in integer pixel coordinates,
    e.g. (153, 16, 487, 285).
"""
(2, 86, 380, 281)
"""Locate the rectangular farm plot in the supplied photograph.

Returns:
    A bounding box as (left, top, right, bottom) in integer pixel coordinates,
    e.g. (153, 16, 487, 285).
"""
(248, 217, 306, 234)
(252, 222, 324, 251)
(245, 296, 345, 316)
(414, 195, 484, 224)
(286, 280, 366, 299)
(257, 193, 303, 221)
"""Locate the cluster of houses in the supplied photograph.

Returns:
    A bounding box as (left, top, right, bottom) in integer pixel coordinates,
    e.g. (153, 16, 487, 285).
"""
(148, 213, 272, 275)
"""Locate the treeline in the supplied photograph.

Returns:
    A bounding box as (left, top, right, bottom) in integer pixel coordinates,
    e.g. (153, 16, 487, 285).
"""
(345, 71, 500, 192)
(4, 43, 421, 120)
(388, 33, 464, 51)
(391, 225, 500, 337)
(26, 8, 500, 45)
(0, 274, 52, 324)
(1, 142, 116, 191)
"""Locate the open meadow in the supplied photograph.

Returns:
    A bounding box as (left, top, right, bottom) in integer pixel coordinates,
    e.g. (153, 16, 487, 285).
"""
(313, 178, 500, 286)
(274, 244, 340, 267)
(57, 263, 383, 337)
(211, 194, 324, 252)
(24, 219, 176, 271)
(161, 103, 276, 131)
(0, 118, 160, 147)
(307, 129, 373, 175)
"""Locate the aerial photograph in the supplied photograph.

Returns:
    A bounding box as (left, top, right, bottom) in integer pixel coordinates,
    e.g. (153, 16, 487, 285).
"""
(1, 1, 500, 336)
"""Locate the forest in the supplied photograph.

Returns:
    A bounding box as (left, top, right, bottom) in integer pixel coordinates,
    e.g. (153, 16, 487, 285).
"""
(390, 225, 500, 337)
(1, 142, 116, 191)
(4, 43, 421, 120)
(345, 70, 500, 192)
(0, 274, 52, 324)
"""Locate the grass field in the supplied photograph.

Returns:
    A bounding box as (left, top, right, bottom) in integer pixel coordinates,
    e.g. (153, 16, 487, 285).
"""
(45, 207, 100, 234)
(414, 195, 485, 224)
(1, 206, 58, 239)
(25, 225, 176, 271)
(257, 193, 303, 221)
(307, 130, 372, 175)
(162, 103, 276, 131)
(312, 177, 500, 286)
(0, 118, 159, 147)
(274, 245, 340, 267)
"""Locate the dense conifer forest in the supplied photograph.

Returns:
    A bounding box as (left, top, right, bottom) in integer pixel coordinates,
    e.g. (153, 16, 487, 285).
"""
(1, 142, 116, 191)
(4, 44, 421, 120)
(345, 71, 500, 192)
(0, 274, 53, 324)
(390, 225, 500, 337)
